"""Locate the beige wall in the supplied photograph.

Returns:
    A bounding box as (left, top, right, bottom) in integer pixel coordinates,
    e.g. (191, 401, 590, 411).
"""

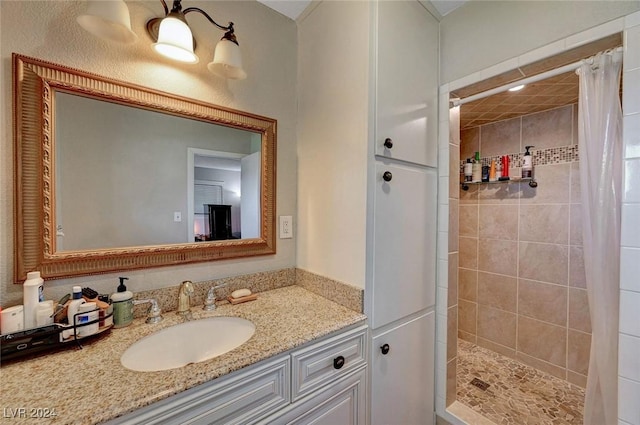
(1, 1, 297, 304)
(456, 105, 590, 387)
(440, 1, 640, 83)
(296, 1, 370, 288)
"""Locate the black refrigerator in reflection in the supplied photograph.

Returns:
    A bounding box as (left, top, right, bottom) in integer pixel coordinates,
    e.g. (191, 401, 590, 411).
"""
(207, 204, 232, 240)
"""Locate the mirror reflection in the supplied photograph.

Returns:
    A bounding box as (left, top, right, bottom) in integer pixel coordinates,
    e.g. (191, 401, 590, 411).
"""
(55, 92, 261, 252)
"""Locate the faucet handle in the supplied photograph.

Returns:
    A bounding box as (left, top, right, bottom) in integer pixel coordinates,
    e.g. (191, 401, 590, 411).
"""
(203, 283, 227, 311)
(133, 298, 163, 324)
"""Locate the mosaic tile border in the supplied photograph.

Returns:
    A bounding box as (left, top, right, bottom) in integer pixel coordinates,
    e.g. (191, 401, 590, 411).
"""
(460, 144, 579, 172)
(457, 339, 584, 425)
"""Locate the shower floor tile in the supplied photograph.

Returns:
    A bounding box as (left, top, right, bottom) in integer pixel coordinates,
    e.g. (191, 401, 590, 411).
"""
(457, 340, 585, 425)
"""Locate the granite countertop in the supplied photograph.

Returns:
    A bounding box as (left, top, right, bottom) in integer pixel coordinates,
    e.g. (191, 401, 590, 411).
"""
(1, 285, 367, 425)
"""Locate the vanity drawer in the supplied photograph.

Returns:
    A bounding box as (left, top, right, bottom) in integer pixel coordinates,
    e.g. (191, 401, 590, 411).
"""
(291, 325, 367, 401)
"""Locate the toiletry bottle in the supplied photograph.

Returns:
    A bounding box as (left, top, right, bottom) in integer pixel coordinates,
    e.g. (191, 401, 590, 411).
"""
(522, 145, 534, 178)
(472, 152, 482, 183)
(23, 271, 44, 329)
(112, 277, 133, 328)
(481, 165, 490, 182)
(67, 286, 86, 333)
(500, 155, 510, 180)
(464, 159, 473, 182)
(77, 302, 99, 337)
(489, 160, 496, 181)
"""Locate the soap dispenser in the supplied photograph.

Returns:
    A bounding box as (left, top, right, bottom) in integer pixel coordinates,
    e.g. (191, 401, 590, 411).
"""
(111, 277, 133, 328)
(522, 145, 534, 178)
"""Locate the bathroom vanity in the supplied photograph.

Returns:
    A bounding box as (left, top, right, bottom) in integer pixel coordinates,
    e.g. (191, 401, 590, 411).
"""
(1, 286, 367, 424)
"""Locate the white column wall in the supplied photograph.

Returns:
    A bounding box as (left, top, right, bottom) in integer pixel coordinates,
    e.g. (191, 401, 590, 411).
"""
(619, 11, 640, 425)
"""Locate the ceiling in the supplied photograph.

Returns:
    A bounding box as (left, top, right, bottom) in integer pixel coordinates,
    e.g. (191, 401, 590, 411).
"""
(455, 33, 622, 129)
(255, 2, 621, 131)
(257, 0, 468, 21)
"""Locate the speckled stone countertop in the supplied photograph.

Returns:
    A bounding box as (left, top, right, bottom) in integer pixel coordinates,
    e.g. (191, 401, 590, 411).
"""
(1, 286, 367, 425)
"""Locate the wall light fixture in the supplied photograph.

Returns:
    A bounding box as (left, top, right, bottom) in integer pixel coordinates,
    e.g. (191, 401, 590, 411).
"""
(77, 0, 247, 80)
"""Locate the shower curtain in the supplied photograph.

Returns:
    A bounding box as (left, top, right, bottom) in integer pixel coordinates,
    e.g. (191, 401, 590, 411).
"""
(577, 49, 623, 425)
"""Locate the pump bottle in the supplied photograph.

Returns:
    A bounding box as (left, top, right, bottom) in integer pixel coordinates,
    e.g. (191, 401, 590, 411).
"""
(112, 277, 134, 328)
(522, 145, 534, 178)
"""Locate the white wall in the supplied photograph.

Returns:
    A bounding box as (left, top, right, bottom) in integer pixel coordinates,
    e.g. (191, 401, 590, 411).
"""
(436, 3, 640, 423)
(0, 0, 297, 304)
(296, 1, 370, 288)
(619, 12, 640, 425)
(440, 0, 640, 83)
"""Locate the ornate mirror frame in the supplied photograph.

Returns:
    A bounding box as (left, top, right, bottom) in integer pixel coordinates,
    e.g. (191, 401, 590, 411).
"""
(13, 54, 276, 282)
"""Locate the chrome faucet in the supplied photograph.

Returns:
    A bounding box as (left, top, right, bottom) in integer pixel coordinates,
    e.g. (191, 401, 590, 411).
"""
(203, 283, 227, 311)
(133, 298, 163, 324)
(177, 280, 194, 320)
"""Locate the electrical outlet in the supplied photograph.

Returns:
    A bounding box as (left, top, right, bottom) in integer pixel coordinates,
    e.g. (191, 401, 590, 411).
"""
(174, 212, 182, 222)
(279, 216, 293, 239)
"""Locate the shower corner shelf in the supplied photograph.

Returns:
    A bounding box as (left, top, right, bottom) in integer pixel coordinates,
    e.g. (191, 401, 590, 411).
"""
(460, 177, 537, 191)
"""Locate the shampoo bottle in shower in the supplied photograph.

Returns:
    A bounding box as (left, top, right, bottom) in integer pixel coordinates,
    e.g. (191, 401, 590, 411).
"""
(472, 152, 482, 183)
(522, 145, 534, 178)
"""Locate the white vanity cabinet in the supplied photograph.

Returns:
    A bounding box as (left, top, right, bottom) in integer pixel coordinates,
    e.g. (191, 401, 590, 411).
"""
(105, 324, 367, 425)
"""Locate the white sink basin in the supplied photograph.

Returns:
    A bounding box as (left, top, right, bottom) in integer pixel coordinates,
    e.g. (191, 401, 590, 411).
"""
(121, 317, 255, 372)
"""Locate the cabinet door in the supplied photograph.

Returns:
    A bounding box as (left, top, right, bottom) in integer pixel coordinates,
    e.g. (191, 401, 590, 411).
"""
(375, 0, 439, 167)
(371, 162, 436, 329)
(371, 312, 435, 425)
(266, 368, 367, 425)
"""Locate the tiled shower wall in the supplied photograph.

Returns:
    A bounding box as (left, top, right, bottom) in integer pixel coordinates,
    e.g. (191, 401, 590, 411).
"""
(456, 104, 591, 387)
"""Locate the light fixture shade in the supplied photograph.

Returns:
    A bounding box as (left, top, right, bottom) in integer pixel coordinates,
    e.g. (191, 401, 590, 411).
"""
(77, 0, 138, 44)
(207, 39, 247, 80)
(153, 16, 198, 63)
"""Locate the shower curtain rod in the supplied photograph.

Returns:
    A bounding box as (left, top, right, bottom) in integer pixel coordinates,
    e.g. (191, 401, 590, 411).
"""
(451, 46, 623, 107)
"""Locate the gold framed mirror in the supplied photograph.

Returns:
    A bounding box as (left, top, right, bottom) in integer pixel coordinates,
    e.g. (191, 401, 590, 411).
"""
(13, 54, 276, 282)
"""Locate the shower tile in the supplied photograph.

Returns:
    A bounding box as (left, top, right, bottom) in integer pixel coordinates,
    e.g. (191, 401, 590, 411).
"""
(517, 316, 567, 367)
(448, 253, 458, 307)
(570, 204, 583, 246)
(522, 105, 573, 149)
(446, 358, 457, 407)
(621, 247, 640, 292)
(570, 161, 581, 203)
(620, 290, 640, 337)
(567, 330, 591, 376)
(477, 272, 517, 313)
(521, 163, 571, 204)
(479, 117, 521, 157)
(478, 182, 521, 204)
(619, 377, 640, 425)
(519, 242, 569, 285)
(568, 287, 591, 333)
(459, 205, 478, 237)
(460, 127, 480, 161)
(457, 339, 584, 425)
(619, 334, 640, 381)
(458, 299, 477, 335)
(478, 204, 518, 240)
(477, 306, 516, 348)
(624, 113, 640, 159)
(449, 199, 459, 252)
(515, 351, 567, 380)
(624, 158, 640, 203)
(458, 268, 477, 302)
(478, 239, 518, 276)
(569, 246, 587, 288)
(449, 145, 460, 198)
(622, 203, 640, 248)
(476, 336, 515, 359)
(448, 306, 458, 362)
(458, 237, 478, 269)
(459, 183, 478, 204)
(458, 329, 476, 344)
(567, 371, 587, 388)
(623, 68, 640, 115)
(518, 279, 568, 326)
(519, 204, 569, 244)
